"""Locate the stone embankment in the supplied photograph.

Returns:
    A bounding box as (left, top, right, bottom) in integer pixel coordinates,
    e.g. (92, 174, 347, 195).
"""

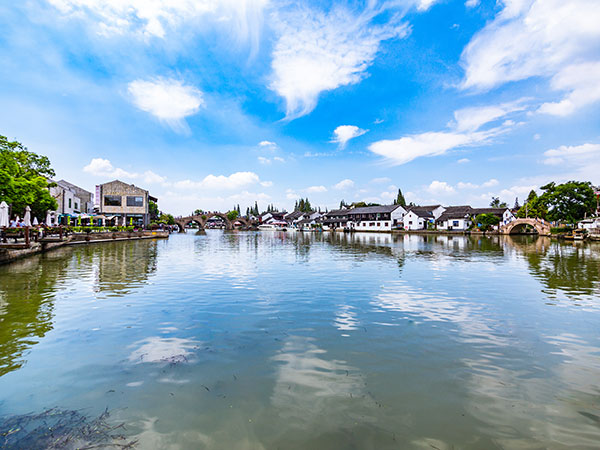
(0, 230, 169, 265)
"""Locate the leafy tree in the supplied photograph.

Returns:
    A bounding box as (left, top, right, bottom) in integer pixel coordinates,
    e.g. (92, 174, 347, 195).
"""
(513, 197, 520, 210)
(475, 213, 501, 231)
(193, 209, 203, 216)
(149, 200, 159, 221)
(295, 198, 312, 213)
(538, 181, 596, 223)
(0, 135, 58, 219)
(158, 213, 175, 225)
(489, 197, 508, 208)
(517, 189, 547, 219)
(339, 199, 347, 209)
(394, 189, 406, 207)
(227, 210, 239, 221)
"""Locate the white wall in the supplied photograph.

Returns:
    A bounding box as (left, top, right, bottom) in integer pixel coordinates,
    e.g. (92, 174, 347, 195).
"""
(437, 218, 471, 230)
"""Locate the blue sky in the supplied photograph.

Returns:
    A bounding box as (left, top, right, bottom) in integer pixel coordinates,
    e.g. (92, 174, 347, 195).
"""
(1, 0, 599, 215)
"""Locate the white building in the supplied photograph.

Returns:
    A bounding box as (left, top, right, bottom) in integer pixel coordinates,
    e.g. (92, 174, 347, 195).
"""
(402, 207, 435, 230)
(578, 217, 600, 231)
(436, 206, 473, 231)
(348, 205, 407, 232)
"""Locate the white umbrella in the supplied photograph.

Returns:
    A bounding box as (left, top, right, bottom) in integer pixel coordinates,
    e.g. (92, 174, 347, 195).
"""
(0, 201, 8, 228)
(46, 211, 53, 226)
(15, 215, 20, 223)
(33, 217, 39, 226)
(24, 206, 32, 227)
(122, 216, 127, 226)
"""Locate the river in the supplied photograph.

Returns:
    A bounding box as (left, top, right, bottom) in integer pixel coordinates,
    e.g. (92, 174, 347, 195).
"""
(1, 231, 599, 449)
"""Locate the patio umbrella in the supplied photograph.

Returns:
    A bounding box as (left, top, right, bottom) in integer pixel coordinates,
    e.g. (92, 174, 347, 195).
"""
(33, 217, 39, 226)
(122, 216, 127, 226)
(130, 217, 133, 226)
(46, 211, 53, 226)
(24, 206, 32, 227)
(0, 201, 8, 228)
(15, 215, 20, 223)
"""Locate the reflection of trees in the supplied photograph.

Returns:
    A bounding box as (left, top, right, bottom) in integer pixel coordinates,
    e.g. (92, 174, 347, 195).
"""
(520, 239, 600, 298)
(0, 248, 73, 376)
(89, 240, 158, 295)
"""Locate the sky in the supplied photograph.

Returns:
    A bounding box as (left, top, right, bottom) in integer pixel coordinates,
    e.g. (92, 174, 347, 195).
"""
(1, 0, 599, 216)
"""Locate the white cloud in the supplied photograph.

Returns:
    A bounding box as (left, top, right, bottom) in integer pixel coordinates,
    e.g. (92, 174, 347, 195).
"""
(482, 178, 499, 188)
(538, 62, 600, 116)
(460, 0, 600, 113)
(331, 125, 368, 148)
(369, 100, 526, 165)
(273, 156, 285, 163)
(333, 179, 354, 190)
(456, 181, 477, 189)
(452, 100, 527, 132)
(427, 181, 455, 195)
(258, 140, 278, 150)
(543, 143, 600, 167)
(45, 0, 268, 53)
(173, 171, 261, 190)
(128, 78, 204, 132)
(465, 0, 480, 7)
(457, 158, 470, 164)
(417, 0, 438, 11)
(260, 181, 273, 187)
(83, 158, 138, 179)
(143, 170, 167, 184)
(258, 156, 271, 164)
(305, 185, 327, 193)
(269, 5, 408, 119)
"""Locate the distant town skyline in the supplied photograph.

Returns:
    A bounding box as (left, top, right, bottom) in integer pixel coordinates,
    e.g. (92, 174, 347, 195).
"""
(1, 0, 599, 215)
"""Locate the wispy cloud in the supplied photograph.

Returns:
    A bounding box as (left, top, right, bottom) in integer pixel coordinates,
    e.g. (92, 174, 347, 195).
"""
(127, 78, 204, 132)
(269, 4, 409, 119)
(460, 0, 600, 114)
(333, 179, 354, 190)
(331, 125, 368, 148)
(368, 100, 527, 165)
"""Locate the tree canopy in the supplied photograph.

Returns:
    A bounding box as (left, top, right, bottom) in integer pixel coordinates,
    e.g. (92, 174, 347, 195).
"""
(475, 213, 501, 231)
(489, 197, 508, 208)
(0, 135, 58, 218)
(294, 198, 312, 213)
(516, 182, 596, 222)
(394, 189, 406, 207)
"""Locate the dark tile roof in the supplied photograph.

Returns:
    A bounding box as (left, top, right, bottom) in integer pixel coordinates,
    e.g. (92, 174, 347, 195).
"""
(346, 205, 405, 215)
(406, 207, 435, 218)
(470, 207, 510, 217)
(437, 206, 473, 221)
(285, 211, 305, 220)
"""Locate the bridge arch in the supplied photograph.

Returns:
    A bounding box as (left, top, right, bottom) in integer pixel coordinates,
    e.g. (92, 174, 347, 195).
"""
(501, 218, 551, 236)
(175, 213, 256, 233)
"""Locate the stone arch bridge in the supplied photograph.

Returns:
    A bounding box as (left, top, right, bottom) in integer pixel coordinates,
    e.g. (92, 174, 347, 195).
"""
(500, 218, 551, 236)
(175, 213, 256, 232)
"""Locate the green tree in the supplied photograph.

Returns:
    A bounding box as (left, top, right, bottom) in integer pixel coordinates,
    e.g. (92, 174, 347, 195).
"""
(489, 197, 508, 208)
(227, 210, 239, 221)
(517, 190, 547, 219)
(158, 213, 175, 225)
(149, 200, 159, 221)
(538, 181, 596, 223)
(0, 135, 58, 219)
(394, 189, 406, 207)
(193, 208, 203, 216)
(475, 213, 501, 231)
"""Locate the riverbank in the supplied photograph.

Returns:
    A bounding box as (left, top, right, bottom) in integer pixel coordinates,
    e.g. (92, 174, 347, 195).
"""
(0, 230, 169, 265)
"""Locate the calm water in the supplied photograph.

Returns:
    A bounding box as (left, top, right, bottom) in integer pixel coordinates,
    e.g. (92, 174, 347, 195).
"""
(1, 231, 600, 449)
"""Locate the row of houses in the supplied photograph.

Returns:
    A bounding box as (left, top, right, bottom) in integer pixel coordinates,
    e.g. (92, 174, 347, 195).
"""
(46, 179, 156, 227)
(259, 204, 517, 232)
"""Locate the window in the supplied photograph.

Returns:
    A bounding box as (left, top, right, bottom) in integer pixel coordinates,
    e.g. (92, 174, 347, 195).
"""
(370, 222, 375, 226)
(104, 195, 122, 206)
(68, 198, 72, 208)
(385, 222, 389, 227)
(453, 220, 459, 227)
(127, 196, 144, 207)
(409, 221, 413, 225)
(75, 202, 79, 210)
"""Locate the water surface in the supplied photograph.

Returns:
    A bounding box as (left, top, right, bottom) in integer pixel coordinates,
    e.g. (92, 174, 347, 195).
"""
(1, 232, 599, 448)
